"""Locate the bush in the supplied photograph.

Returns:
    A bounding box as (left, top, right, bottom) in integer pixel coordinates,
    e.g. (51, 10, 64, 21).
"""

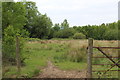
(104, 29, 118, 40)
(73, 33, 86, 39)
(3, 25, 29, 65)
(54, 28, 75, 38)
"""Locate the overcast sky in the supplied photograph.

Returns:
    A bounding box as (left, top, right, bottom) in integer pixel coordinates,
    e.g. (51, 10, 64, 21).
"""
(16, 0, 119, 26)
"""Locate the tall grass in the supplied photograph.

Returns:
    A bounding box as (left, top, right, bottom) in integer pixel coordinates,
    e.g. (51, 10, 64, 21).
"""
(3, 39, 118, 78)
(53, 40, 87, 63)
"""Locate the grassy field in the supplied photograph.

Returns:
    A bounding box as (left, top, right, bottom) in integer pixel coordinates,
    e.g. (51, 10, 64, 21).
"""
(2, 39, 119, 78)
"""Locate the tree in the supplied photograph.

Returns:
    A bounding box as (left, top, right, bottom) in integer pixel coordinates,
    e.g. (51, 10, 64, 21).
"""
(48, 23, 60, 39)
(2, 2, 26, 30)
(31, 14, 53, 39)
(3, 25, 29, 65)
(53, 23, 60, 31)
(2, 2, 29, 64)
(23, 2, 40, 37)
(61, 19, 69, 29)
(23, 2, 53, 39)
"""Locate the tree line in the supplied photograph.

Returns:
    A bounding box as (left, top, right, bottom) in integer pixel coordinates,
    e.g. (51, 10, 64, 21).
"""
(2, 1, 119, 40)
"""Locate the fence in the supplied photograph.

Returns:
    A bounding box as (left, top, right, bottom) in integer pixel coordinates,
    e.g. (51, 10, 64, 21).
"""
(87, 38, 120, 78)
(16, 36, 21, 73)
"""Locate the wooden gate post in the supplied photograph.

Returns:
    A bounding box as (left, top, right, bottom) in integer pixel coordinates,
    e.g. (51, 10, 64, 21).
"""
(0, 1, 2, 79)
(87, 38, 93, 78)
(118, 40, 120, 79)
(16, 36, 21, 73)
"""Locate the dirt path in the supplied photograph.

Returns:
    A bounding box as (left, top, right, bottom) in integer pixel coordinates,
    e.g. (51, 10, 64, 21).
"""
(37, 61, 87, 78)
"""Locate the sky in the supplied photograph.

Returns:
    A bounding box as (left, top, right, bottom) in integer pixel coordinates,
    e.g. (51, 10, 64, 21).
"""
(16, 0, 119, 27)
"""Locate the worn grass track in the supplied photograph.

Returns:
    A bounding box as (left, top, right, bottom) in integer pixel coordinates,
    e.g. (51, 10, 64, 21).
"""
(37, 60, 87, 78)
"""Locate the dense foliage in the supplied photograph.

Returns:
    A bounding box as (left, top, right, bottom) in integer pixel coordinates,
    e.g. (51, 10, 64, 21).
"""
(73, 22, 118, 40)
(51, 21, 118, 40)
(3, 26, 28, 64)
(73, 33, 86, 39)
(2, 1, 52, 64)
(24, 2, 53, 39)
(3, 2, 118, 40)
(2, 2, 29, 64)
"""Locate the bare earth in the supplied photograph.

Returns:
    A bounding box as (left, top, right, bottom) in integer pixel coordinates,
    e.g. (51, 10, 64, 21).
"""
(37, 61, 87, 78)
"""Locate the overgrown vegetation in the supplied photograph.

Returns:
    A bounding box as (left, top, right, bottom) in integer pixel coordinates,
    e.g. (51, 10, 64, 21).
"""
(3, 40, 118, 78)
(2, 1, 119, 78)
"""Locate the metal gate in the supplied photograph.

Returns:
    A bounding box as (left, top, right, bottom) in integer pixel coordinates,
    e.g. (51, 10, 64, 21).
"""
(87, 38, 120, 78)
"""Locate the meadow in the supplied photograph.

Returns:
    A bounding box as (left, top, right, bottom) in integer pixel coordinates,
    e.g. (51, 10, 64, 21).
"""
(2, 39, 118, 78)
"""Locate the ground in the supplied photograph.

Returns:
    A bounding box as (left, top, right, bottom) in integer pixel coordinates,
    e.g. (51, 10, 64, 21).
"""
(37, 60, 87, 78)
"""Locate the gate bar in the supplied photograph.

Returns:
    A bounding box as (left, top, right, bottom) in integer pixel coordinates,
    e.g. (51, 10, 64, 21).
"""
(93, 57, 118, 58)
(100, 60, 120, 76)
(93, 47, 120, 49)
(97, 48, 120, 68)
(93, 64, 120, 65)
(92, 70, 120, 72)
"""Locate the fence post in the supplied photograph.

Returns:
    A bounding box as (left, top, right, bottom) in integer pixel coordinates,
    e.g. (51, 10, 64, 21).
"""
(0, 1, 2, 79)
(87, 38, 93, 78)
(16, 36, 21, 74)
(118, 40, 120, 79)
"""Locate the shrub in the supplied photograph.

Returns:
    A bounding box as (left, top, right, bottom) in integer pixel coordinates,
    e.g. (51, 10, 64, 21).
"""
(104, 29, 118, 40)
(3, 25, 29, 65)
(73, 33, 86, 39)
(54, 28, 75, 38)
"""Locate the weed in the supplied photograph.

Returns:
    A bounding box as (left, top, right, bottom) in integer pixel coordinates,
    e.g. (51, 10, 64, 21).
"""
(33, 68, 41, 76)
